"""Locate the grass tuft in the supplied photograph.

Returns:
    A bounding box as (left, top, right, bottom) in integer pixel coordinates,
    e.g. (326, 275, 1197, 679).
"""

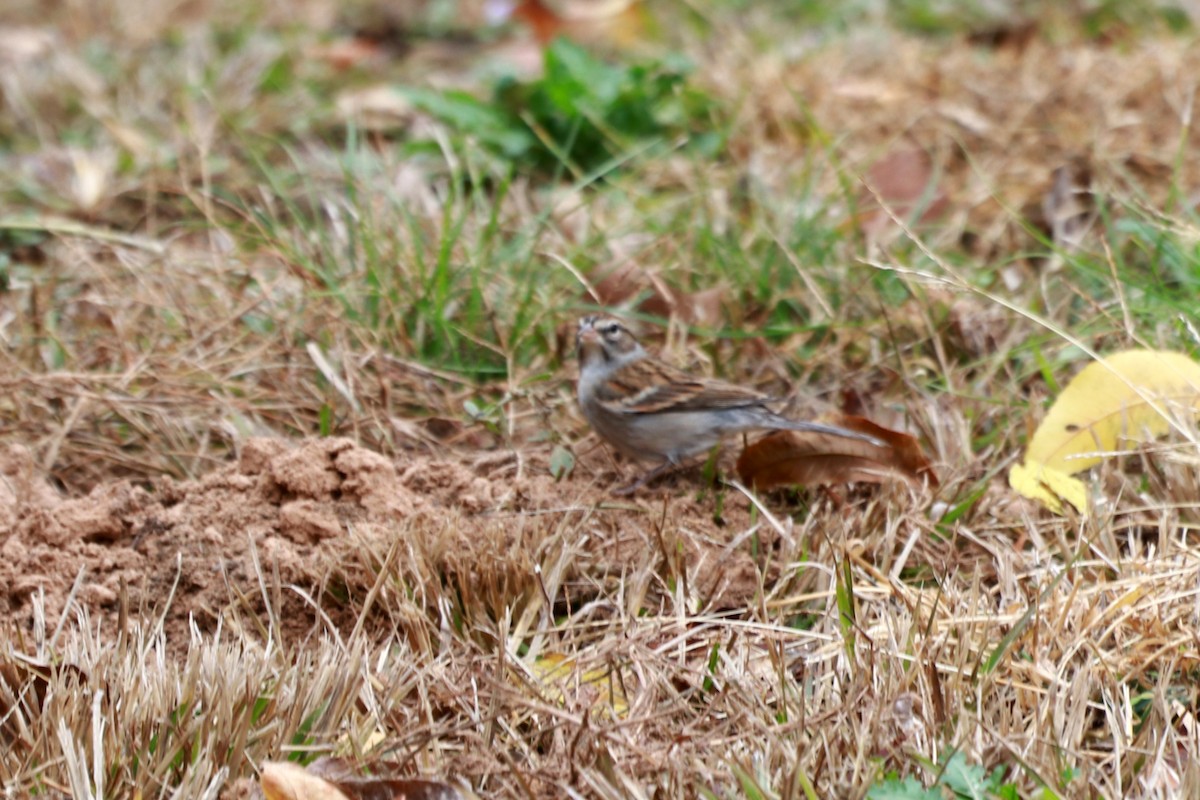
(2, 1, 1200, 797)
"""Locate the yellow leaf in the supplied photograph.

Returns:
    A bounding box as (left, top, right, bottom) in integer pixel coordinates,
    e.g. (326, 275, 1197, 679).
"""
(1009, 349, 1200, 513)
(261, 762, 352, 800)
(529, 653, 628, 718)
(1007, 461, 1088, 514)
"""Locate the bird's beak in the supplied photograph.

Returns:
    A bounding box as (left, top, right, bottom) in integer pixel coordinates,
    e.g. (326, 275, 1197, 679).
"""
(577, 326, 603, 362)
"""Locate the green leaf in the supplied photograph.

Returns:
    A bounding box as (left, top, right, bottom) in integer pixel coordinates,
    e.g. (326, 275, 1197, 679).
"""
(399, 86, 535, 158)
(983, 562, 1071, 674)
(549, 445, 575, 481)
(257, 53, 293, 94)
(940, 752, 990, 800)
(866, 776, 941, 800)
(835, 557, 856, 663)
(701, 641, 720, 694)
(729, 764, 771, 800)
(394, 41, 716, 176)
(939, 483, 987, 527)
(543, 38, 622, 109)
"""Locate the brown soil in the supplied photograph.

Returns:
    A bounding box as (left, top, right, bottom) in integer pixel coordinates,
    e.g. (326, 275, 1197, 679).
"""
(0, 437, 778, 647)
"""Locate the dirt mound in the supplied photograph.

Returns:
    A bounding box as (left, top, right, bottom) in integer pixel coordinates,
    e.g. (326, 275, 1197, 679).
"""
(0, 438, 770, 646)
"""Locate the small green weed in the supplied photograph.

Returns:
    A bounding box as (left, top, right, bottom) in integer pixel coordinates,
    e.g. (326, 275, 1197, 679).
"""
(868, 752, 1019, 800)
(401, 39, 720, 176)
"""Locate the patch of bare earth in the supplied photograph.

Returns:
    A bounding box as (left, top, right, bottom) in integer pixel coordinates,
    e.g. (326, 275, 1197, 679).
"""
(0, 437, 776, 647)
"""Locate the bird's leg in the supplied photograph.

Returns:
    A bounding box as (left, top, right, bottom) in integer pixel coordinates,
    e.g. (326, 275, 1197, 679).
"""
(612, 460, 680, 496)
(613, 444, 728, 496)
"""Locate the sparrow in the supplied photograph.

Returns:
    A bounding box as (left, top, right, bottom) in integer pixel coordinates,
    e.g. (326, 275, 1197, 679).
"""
(575, 314, 883, 494)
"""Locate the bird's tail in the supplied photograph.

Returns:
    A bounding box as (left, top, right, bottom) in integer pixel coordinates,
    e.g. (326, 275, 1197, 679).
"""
(774, 418, 885, 448)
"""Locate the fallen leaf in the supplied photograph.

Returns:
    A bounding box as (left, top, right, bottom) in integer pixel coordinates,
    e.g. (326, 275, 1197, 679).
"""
(859, 147, 950, 241)
(1008, 349, 1200, 513)
(308, 37, 387, 71)
(529, 652, 629, 718)
(549, 444, 575, 480)
(263, 761, 470, 800)
(640, 285, 725, 327)
(420, 417, 463, 441)
(736, 416, 937, 491)
(965, 19, 1038, 51)
(589, 263, 726, 326)
(0, 655, 87, 726)
(1009, 462, 1089, 517)
(508, 0, 564, 42)
(589, 261, 644, 306)
(335, 778, 465, 800)
(498, 0, 643, 46)
(334, 86, 415, 132)
(262, 762, 352, 800)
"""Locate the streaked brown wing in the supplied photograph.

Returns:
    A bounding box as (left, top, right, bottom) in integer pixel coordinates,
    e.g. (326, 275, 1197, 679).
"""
(597, 358, 769, 415)
(671, 381, 771, 411)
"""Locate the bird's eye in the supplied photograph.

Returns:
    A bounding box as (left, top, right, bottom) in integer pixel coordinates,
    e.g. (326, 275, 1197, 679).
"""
(602, 323, 621, 338)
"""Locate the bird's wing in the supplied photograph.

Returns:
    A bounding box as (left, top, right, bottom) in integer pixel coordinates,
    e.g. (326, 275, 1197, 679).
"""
(597, 358, 769, 414)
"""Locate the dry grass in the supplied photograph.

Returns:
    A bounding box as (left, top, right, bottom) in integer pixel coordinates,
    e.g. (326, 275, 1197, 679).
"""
(7, 478, 1200, 798)
(2, 1, 1200, 798)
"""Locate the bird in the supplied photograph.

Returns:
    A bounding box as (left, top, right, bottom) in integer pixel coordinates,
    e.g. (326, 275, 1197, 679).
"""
(575, 314, 883, 494)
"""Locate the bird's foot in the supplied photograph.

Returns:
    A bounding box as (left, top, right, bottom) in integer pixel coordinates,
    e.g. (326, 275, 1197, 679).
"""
(611, 461, 681, 496)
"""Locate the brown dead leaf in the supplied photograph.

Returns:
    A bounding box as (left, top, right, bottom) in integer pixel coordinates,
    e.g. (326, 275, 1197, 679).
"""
(308, 38, 388, 71)
(859, 147, 950, 241)
(589, 261, 642, 306)
(590, 263, 726, 326)
(333, 778, 465, 800)
(966, 20, 1038, 51)
(0, 654, 87, 722)
(420, 417, 464, 441)
(507, 0, 564, 42)
(640, 285, 725, 327)
(495, 0, 643, 46)
(736, 416, 938, 491)
(334, 86, 415, 132)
